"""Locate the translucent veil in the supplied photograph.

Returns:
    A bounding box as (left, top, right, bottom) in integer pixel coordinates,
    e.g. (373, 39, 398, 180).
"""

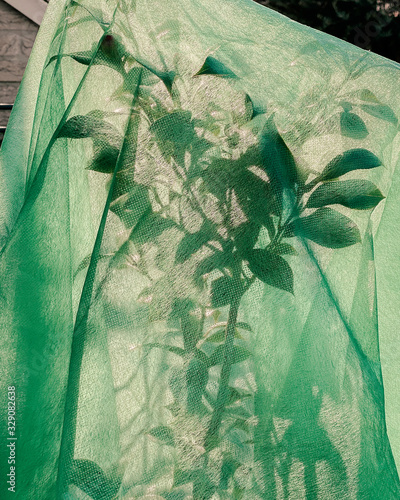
(1, 0, 400, 498)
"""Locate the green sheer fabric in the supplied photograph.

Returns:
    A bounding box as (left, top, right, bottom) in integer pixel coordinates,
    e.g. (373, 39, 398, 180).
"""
(1, 1, 400, 498)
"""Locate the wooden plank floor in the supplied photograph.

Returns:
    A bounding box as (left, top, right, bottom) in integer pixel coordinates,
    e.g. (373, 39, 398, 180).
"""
(0, 0, 39, 142)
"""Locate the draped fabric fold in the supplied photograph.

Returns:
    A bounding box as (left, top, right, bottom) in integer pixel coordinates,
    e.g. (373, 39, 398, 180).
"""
(1, 1, 400, 498)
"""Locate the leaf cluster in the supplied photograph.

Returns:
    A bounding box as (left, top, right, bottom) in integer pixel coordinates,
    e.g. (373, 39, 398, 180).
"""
(54, 29, 386, 499)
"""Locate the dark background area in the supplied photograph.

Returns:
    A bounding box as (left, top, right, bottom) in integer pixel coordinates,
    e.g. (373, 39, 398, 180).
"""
(256, 0, 400, 62)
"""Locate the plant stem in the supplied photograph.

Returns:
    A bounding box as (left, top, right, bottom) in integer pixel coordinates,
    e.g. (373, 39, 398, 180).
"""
(203, 271, 242, 456)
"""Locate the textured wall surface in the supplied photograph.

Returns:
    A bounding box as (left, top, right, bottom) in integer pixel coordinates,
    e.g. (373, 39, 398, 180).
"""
(0, 0, 39, 141)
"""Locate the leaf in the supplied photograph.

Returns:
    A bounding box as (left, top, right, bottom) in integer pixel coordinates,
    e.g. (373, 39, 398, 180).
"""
(194, 346, 211, 366)
(46, 51, 93, 68)
(110, 184, 152, 228)
(150, 111, 194, 145)
(173, 469, 212, 492)
(227, 387, 252, 405)
(236, 322, 253, 332)
(169, 297, 196, 319)
(219, 457, 241, 490)
(244, 93, 255, 121)
(193, 474, 216, 500)
(194, 56, 237, 78)
(186, 358, 209, 413)
(148, 425, 175, 446)
(247, 250, 294, 294)
(349, 53, 370, 80)
(287, 207, 361, 248)
(206, 328, 243, 343)
(212, 310, 221, 323)
(235, 168, 279, 222)
(233, 484, 246, 499)
(359, 89, 380, 103)
(134, 58, 176, 92)
(340, 111, 369, 139)
(306, 179, 384, 210)
(58, 115, 108, 139)
(175, 225, 214, 264)
(75, 254, 93, 277)
(98, 34, 128, 72)
(227, 405, 252, 420)
(209, 345, 252, 366)
(229, 419, 251, 433)
(173, 468, 197, 487)
(122, 66, 158, 93)
(211, 276, 244, 308)
(360, 104, 398, 125)
(202, 158, 231, 200)
(297, 41, 322, 57)
(48, 34, 127, 74)
(150, 111, 195, 162)
(145, 342, 210, 367)
(143, 343, 186, 358)
(89, 144, 120, 173)
(339, 101, 353, 113)
(233, 222, 261, 254)
(230, 92, 257, 126)
(259, 115, 298, 190)
(58, 113, 121, 142)
(70, 459, 121, 500)
(187, 137, 214, 178)
(129, 211, 175, 245)
(206, 329, 227, 343)
(194, 252, 233, 281)
(203, 148, 264, 202)
(272, 242, 297, 255)
(74, 253, 111, 278)
(204, 433, 221, 453)
(165, 401, 181, 417)
(186, 358, 209, 388)
(317, 149, 382, 182)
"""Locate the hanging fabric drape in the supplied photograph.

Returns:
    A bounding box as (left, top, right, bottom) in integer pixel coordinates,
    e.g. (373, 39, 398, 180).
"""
(1, 0, 400, 498)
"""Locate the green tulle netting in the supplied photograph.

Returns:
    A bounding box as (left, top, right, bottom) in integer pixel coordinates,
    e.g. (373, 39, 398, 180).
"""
(1, 0, 400, 498)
